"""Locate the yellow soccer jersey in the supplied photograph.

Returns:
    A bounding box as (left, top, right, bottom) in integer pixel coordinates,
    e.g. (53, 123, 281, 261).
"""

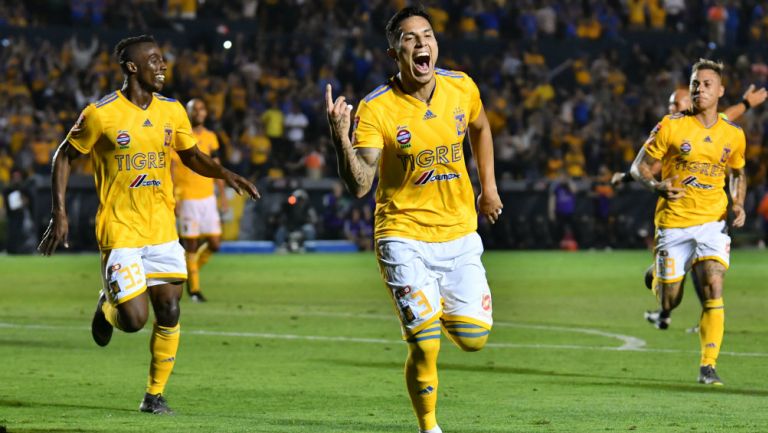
(66, 90, 196, 249)
(645, 112, 746, 228)
(353, 69, 483, 242)
(171, 127, 219, 200)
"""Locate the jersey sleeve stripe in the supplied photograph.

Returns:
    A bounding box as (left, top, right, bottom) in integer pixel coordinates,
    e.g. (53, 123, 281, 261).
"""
(153, 93, 178, 102)
(435, 68, 464, 78)
(95, 92, 118, 107)
(363, 85, 392, 102)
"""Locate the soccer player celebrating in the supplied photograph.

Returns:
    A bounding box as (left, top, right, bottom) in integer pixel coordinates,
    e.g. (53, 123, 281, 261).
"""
(171, 98, 228, 303)
(38, 35, 259, 413)
(631, 59, 747, 385)
(326, 7, 502, 433)
(613, 84, 765, 331)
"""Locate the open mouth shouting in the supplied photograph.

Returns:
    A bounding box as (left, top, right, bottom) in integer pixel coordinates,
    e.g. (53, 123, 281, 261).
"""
(413, 51, 431, 76)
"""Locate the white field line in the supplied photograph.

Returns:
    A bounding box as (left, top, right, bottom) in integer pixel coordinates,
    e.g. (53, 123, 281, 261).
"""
(2, 320, 768, 358)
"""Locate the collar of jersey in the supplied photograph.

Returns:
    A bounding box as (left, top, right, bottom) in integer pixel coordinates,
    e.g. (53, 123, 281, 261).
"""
(116, 90, 155, 111)
(391, 75, 438, 108)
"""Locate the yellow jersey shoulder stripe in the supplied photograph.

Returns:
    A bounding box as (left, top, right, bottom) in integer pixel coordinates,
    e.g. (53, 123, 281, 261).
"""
(153, 93, 177, 102)
(363, 84, 392, 103)
(435, 68, 464, 78)
(95, 92, 118, 108)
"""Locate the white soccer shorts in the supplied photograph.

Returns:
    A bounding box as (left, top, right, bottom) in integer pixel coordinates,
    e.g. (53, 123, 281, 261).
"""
(101, 240, 187, 304)
(654, 220, 731, 283)
(177, 195, 222, 238)
(376, 232, 493, 338)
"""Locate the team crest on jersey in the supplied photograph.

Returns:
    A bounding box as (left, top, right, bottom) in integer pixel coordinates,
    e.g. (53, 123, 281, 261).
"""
(396, 126, 412, 149)
(164, 124, 173, 147)
(720, 144, 732, 163)
(116, 130, 131, 149)
(453, 108, 467, 136)
(680, 140, 692, 154)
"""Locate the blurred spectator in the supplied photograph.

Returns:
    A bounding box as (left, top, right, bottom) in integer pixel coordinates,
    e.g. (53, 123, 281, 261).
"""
(321, 181, 350, 239)
(344, 206, 373, 251)
(3, 167, 36, 254)
(548, 172, 578, 246)
(274, 189, 317, 253)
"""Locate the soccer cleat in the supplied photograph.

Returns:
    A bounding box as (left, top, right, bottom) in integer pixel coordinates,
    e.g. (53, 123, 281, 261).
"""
(91, 293, 113, 347)
(420, 426, 442, 433)
(698, 365, 724, 386)
(644, 265, 654, 290)
(189, 292, 207, 303)
(644, 310, 670, 330)
(139, 393, 174, 414)
(686, 324, 700, 334)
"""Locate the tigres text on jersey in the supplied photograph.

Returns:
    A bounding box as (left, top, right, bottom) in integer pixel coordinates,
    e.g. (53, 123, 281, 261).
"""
(353, 69, 483, 242)
(644, 112, 746, 228)
(66, 90, 196, 249)
(171, 127, 219, 200)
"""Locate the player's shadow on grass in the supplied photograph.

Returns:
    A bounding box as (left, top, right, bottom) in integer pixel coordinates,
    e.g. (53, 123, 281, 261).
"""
(588, 381, 768, 397)
(0, 398, 134, 413)
(0, 338, 81, 350)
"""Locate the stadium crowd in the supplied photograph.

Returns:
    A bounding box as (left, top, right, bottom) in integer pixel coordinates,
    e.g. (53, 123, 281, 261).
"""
(3, 0, 768, 251)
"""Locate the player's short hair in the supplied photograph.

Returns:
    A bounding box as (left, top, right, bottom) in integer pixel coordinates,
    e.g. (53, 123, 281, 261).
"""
(692, 58, 724, 78)
(385, 5, 433, 48)
(114, 35, 157, 72)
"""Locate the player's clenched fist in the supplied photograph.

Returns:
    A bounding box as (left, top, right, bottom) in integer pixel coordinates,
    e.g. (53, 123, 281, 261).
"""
(325, 84, 353, 141)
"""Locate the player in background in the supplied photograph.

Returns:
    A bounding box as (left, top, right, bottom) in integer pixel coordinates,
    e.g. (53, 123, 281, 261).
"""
(612, 84, 765, 331)
(171, 98, 228, 302)
(631, 59, 747, 385)
(38, 35, 259, 414)
(326, 7, 503, 433)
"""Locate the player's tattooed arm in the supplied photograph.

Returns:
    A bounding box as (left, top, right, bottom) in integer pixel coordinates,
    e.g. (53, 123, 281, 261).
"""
(729, 167, 747, 228)
(631, 151, 684, 200)
(325, 84, 380, 198)
(39, 141, 82, 255)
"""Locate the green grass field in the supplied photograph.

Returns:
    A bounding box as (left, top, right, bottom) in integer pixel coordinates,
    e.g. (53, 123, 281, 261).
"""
(1, 250, 768, 433)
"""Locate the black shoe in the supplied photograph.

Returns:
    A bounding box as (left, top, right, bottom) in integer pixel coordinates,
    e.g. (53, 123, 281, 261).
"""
(698, 365, 724, 386)
(139, 393, 174, 414)
(189, 292, 207, 303)
(644, 265, 654, 290)
(644, 309, 670, 330)
(91, 293, 113, 347)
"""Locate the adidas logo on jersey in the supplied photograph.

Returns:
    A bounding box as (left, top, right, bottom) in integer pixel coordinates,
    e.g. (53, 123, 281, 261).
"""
(142, 119, 153, 127)
(423, 109, 437, 120)
(704, 136, 712, 143)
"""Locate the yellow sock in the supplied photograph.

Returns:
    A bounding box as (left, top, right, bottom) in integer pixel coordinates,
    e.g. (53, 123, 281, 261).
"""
(147, 323, 180, 395)
(101, 300, 123, 331)
(197, 243, 213, 268)
(186, 251, 200, 294)
(405, 327, 440, 432)
(651, 275, 660, 297)
(442, 320, 490, 352)
(700, 298, 724, 367)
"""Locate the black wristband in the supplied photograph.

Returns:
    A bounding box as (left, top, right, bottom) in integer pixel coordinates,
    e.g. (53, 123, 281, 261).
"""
(742, 98, 751, 110)
(622, 172, 634, 183)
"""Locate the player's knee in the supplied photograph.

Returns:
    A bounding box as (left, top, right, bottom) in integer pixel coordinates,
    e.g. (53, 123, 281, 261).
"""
(443, 321, 490, 352)
(407, 335, 441, 360)
(152, 296, 181, 326)
(120, 312, 148, 333)
(452, 333, 489, 352)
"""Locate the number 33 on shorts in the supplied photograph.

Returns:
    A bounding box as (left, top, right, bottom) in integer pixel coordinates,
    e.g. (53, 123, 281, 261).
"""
(105, 259, 146, 304)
